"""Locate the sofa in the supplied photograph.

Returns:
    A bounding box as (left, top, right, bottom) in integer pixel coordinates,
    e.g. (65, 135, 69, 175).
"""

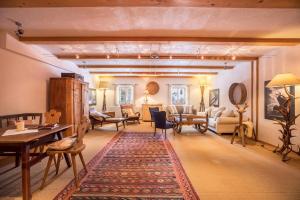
(167, 105, 197, 116)
(197, 106, 245, 135)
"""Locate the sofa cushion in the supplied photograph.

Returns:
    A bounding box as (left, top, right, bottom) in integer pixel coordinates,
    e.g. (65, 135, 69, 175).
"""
(168, 105, 178, 114)
(216, 117, 239, 124)
(208, 118, 216, 128)
(122, 108, 135, 116)
(183, 105, 193, 114)
(221, 110, 235, 117)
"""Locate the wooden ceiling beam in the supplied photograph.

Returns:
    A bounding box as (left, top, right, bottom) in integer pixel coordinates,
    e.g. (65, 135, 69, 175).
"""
(1, 0, 299, 8)
(20, 36, 300, 45)
(90, 72, 218, 75)
(95, 76, 200, 78)
(79, 65, 234, 69)
(58, 54, 257, 61)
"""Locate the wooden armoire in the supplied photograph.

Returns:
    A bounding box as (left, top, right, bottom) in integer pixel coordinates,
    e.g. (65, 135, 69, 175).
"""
(49, 77, 89, 136)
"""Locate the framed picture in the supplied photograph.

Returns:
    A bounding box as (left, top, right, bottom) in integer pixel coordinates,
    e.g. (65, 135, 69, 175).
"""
(209, 89, 219, 107)
(264, 80, 295, 121)
(88, 88, 97, 106)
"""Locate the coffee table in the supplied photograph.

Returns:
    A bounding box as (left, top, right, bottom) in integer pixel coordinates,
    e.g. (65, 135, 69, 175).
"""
(170, 113, 208, 133)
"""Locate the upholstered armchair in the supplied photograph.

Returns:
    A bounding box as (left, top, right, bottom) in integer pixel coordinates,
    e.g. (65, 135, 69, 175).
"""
(120, 104, 140, 124)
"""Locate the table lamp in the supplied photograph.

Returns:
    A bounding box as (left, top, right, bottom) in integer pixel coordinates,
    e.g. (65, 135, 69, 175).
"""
(99, 81, 109, 112)
(266, 73, 300, 161)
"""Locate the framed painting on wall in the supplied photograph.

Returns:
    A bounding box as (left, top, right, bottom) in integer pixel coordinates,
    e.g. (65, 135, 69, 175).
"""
(209, 89, 219, 107)
(264, 80, 295, 121)
(88, 88, 97, 106)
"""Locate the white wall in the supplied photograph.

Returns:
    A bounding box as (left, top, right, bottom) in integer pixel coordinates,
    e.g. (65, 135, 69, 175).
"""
(211, 62, 252, 118)
(0, 33, 91, 115)
(92, 75, 215, 117)
(258, 45, 300, 148)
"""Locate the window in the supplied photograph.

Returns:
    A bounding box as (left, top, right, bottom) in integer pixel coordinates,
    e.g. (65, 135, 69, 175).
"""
(170, 85, 189, 105)
(115, 85, 134, 105)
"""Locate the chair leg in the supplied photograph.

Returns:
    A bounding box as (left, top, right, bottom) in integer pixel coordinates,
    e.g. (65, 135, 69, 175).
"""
(55, 153, 62, 175)
(154, 127, 156, 137)
(40, 155, 54, 189)
(122, 121, 125, 128)
(71, 154, 79, 187)
(116, 122, 119, 131)
(164, 129, 167, 139)
(79, 152, 88, 173)
(15, 153, 20, 168)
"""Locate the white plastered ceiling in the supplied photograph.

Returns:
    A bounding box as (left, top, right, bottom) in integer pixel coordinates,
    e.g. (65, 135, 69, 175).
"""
(0, 7, 299, 74)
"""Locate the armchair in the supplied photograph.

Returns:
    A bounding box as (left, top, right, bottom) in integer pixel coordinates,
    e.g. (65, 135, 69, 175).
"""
(120, 104, 140, 124)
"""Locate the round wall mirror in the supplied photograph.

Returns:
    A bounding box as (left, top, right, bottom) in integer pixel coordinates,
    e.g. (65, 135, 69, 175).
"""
(146, 81, 160, 95)
(229, 83, 247, 105)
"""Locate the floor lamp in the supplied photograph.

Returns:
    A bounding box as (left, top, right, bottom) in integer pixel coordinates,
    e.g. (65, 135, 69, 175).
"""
(199, 77, 208, 112)
(99, 81, 109, 112)
(266, 73, 300, 161)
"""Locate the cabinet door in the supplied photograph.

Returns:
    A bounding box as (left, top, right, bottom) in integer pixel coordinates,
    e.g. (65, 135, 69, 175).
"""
(73, 80, 82, 134)
(82, 83, 89, 118)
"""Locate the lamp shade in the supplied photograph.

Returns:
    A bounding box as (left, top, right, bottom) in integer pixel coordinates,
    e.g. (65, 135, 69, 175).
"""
(98, 81, 109, 89)
(266, 73, 300, 88)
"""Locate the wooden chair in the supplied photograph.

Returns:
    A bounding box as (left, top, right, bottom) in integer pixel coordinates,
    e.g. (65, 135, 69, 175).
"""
(40, 116, 89, 189)
(44, 109, 61, 124)
(120, 104, 140, 124)
(33, 110, 62, 154)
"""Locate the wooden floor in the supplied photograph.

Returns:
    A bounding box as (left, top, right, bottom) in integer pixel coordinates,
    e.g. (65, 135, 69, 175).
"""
(0, 122, 300, 200)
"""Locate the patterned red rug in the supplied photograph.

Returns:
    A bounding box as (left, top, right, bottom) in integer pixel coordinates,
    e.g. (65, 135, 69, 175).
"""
(54, 132, 199, 200)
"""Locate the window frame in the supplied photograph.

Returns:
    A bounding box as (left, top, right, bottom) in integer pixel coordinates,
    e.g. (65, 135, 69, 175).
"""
(115, 84, 135, 105)
(168, 84, 190, 105)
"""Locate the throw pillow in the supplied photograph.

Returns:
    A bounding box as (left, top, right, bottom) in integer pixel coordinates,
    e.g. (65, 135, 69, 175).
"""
(214, 111, 223, 120)
(90, 110, 110, 119)
(205, 107, 213, 117)
(122, 108, 135, 116)
(210, 107, 225, 118)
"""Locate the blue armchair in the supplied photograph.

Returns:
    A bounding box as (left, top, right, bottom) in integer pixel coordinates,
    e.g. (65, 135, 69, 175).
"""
(153, 111, 174, 139)
(149, 107, 160, 127)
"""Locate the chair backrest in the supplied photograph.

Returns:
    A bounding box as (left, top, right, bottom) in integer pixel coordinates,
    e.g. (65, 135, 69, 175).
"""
(76, 116, 89, 145)
(44, 109, 61, 124)
(0, 113, 43, 128)
(153, 111, 167, 129)
(149, 107, 159, 121)
(120, 104, 135, 117)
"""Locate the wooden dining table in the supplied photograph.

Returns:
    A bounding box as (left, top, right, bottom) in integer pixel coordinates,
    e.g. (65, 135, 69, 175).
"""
(0, 124, 72, 200)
